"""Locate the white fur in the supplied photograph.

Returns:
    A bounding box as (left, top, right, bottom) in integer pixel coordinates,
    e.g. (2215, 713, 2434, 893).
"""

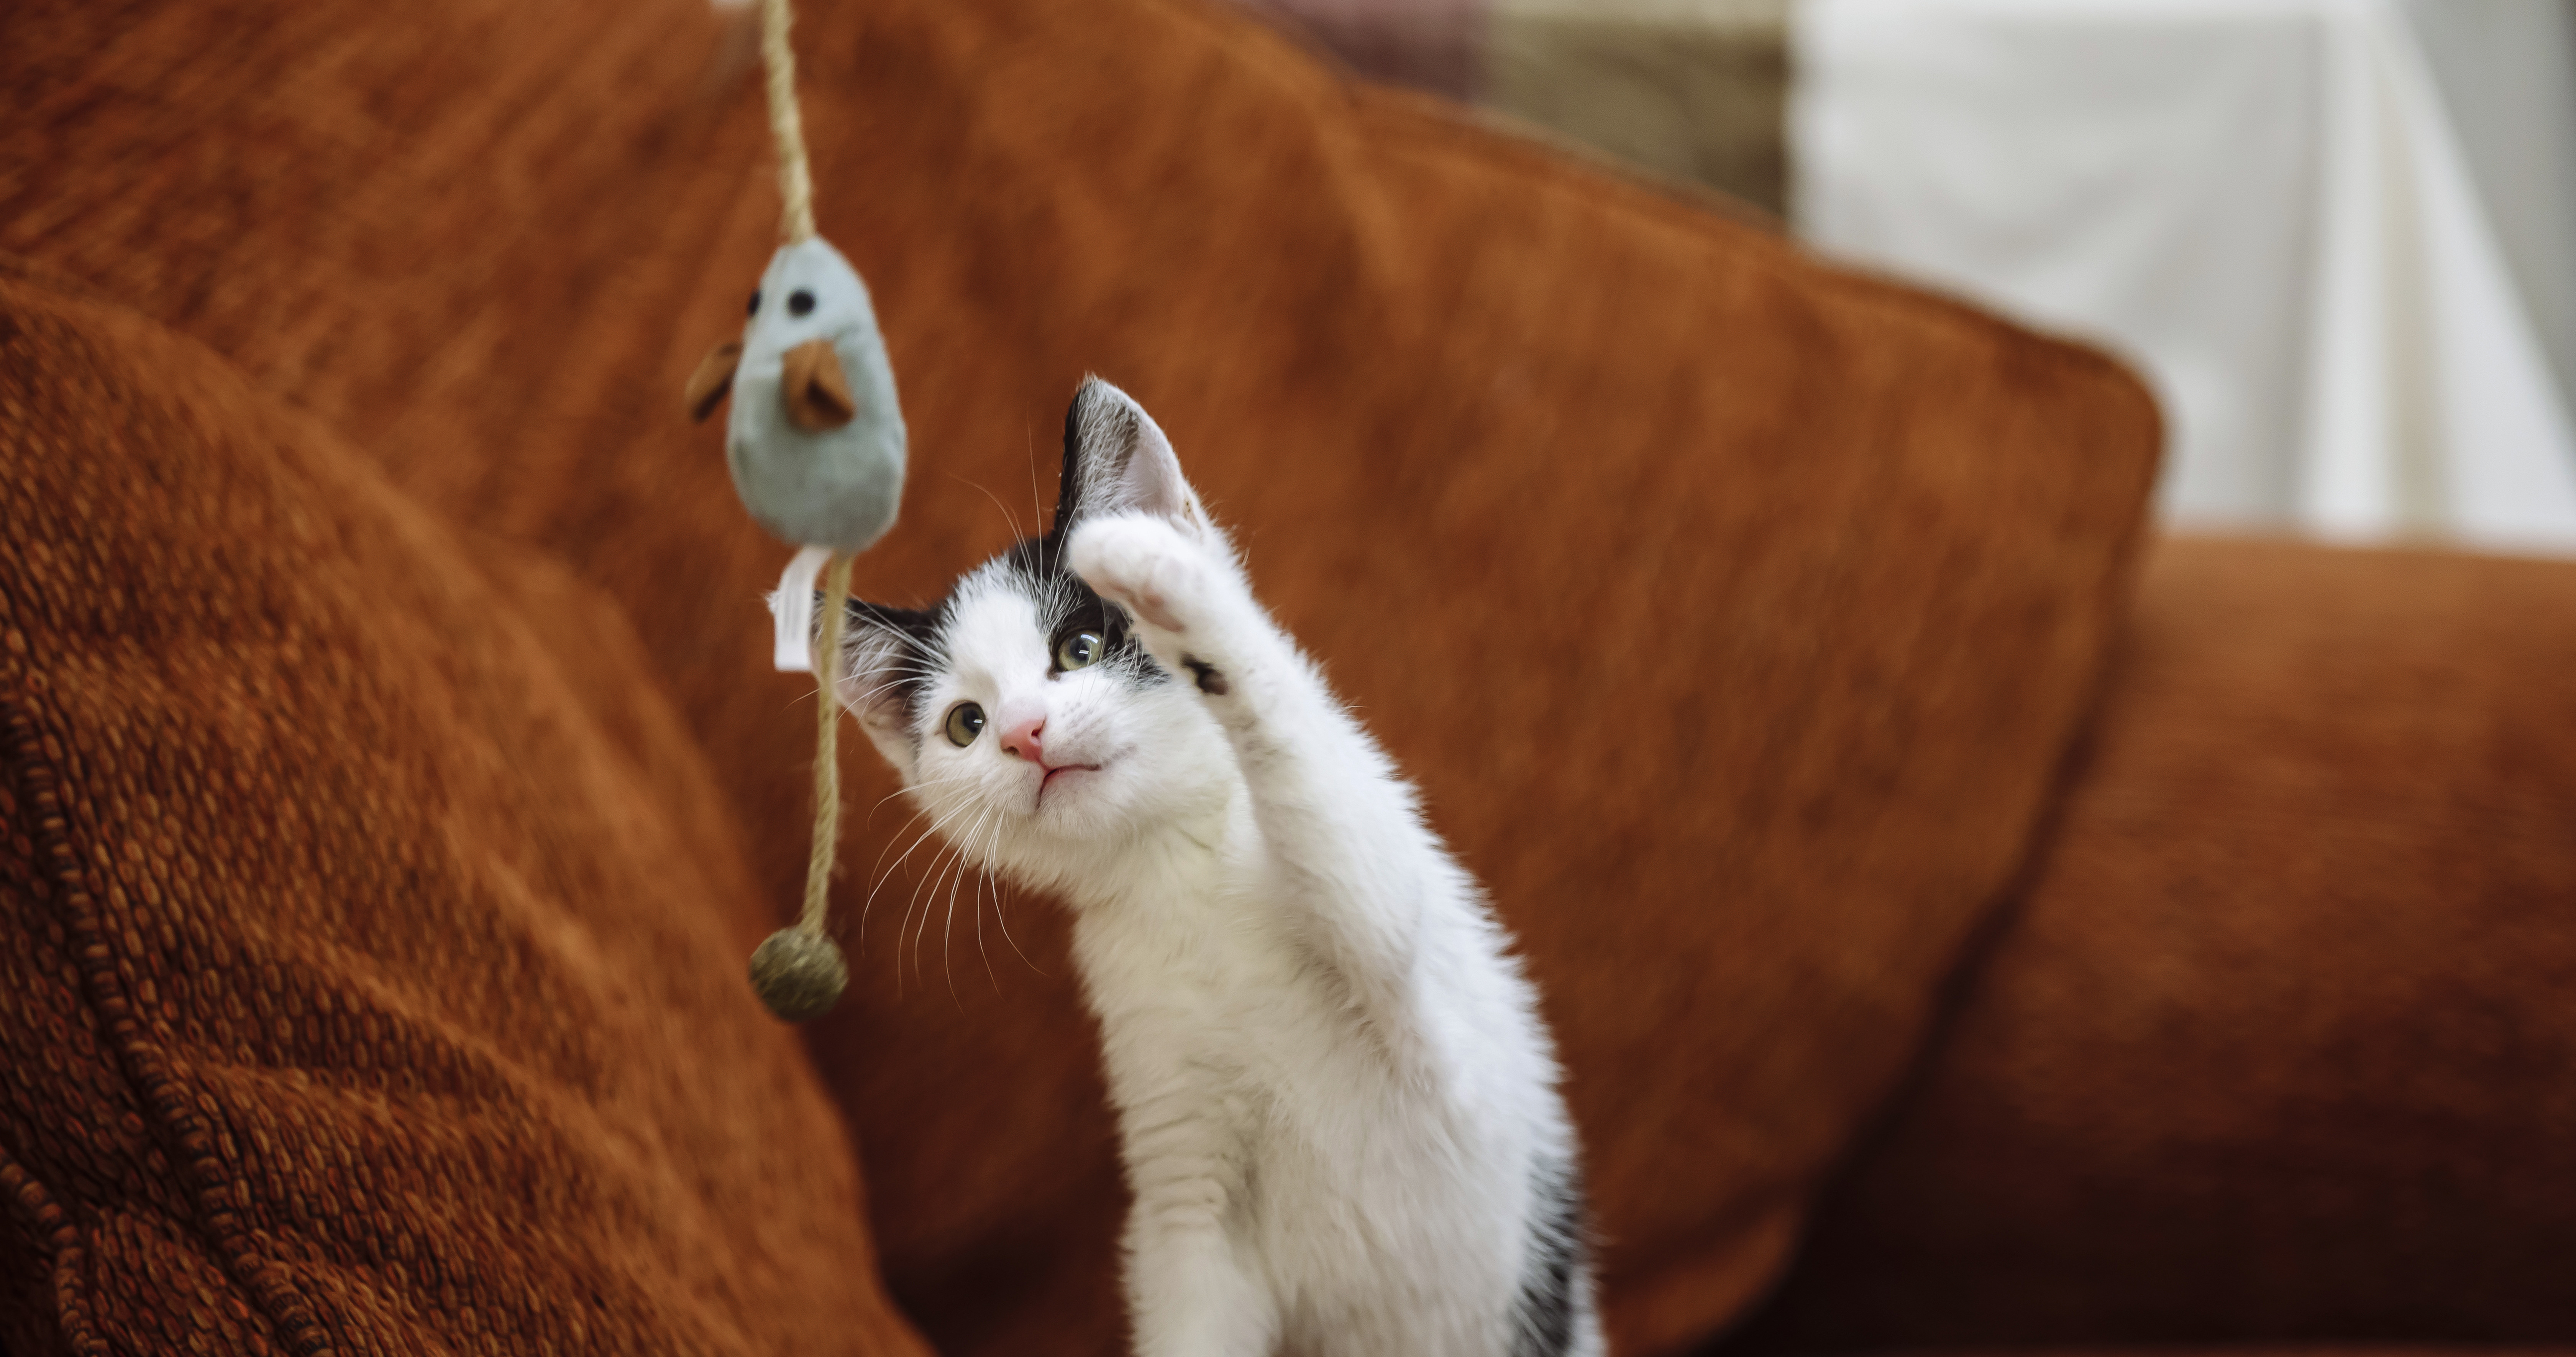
(842, 384, 1602, 1357)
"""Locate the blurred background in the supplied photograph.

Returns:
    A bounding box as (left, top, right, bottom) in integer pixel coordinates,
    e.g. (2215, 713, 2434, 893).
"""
(12, 0, 2576, 1350)
(1237, 0, 2576, 555)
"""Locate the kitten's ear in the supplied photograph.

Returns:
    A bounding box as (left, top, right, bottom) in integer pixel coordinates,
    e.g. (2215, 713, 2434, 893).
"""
(1051, 377, 1214, 542)
(832, 602, 937, 781)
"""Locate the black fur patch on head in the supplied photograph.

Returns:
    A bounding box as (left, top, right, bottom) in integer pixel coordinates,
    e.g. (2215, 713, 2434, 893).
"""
(1513, 1157, 1590, 1357)
(837, 380, 1175, 727)
(838, 598, 945, 724)
(998, 532, 1166, 687)
(840, 526, 1170, 734)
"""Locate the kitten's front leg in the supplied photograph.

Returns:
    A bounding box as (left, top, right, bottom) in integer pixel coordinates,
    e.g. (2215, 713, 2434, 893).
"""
(1069, 513, 1437, 1051)
(1124, 1214, 1278, 1357)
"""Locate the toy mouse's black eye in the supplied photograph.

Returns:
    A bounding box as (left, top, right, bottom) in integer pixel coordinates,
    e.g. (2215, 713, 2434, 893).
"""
(788, 289, 816, 317)
(747, 289, 761, 316)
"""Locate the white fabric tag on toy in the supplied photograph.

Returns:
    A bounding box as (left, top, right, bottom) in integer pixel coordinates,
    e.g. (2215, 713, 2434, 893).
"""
(768, 544, 836, 673)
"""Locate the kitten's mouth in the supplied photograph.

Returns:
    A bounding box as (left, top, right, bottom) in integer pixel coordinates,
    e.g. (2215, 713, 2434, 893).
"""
(1035, 762, 1103, 805)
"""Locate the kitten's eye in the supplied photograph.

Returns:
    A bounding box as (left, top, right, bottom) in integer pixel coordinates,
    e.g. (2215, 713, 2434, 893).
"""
(747, 289, 761, 316)
(788, 289, 817, 317)
(1055, 632, 1105, 672)
(942, 701, 986, 747)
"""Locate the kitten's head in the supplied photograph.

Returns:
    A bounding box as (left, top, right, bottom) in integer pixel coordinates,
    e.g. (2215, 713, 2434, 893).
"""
(838, 379, 1229, 888)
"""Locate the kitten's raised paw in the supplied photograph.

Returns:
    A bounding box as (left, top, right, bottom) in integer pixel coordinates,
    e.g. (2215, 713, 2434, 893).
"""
(1068, 514, 1210, 636)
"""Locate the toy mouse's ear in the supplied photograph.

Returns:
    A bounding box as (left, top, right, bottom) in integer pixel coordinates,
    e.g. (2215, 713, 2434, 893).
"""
(685, 340, 743, 422)
(1052, 377, 1211, 542)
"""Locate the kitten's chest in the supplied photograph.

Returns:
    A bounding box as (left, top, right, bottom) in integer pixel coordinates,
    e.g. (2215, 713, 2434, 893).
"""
(1073, 885, 1386, 1112)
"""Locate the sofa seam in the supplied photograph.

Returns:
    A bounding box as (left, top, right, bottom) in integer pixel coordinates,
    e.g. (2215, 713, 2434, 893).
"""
(2, 694, 340, 1357)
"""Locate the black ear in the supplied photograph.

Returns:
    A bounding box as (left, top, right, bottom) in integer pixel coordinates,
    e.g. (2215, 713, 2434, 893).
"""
(1048, 377, 1208, 540)
(832, 599, 941, 727)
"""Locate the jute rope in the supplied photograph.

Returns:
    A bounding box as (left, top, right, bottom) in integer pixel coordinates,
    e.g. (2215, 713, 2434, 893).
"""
(801, 550, 853, 934)
(760, 0, 819, 245)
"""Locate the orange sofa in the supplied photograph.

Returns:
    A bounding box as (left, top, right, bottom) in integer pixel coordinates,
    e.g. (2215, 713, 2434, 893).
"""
(5, 0, 2571, 1354)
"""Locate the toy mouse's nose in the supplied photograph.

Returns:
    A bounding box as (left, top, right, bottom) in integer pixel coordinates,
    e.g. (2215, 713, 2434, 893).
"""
(781, 338, 857, 432)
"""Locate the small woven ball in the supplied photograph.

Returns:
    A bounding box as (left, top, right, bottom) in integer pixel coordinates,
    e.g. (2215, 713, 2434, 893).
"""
(750, 928, 848, 1022)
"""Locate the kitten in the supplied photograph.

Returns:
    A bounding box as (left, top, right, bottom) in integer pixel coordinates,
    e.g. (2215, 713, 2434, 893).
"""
(837, 378, 1603, 1357)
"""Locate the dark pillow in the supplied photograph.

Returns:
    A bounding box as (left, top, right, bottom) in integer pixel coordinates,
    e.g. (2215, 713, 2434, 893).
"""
(2, 0, 2162, 1350)
(0, 267, 928, 1357)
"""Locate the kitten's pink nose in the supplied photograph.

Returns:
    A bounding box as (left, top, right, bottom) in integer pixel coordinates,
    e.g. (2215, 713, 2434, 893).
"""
(998, 715, 1046, 764)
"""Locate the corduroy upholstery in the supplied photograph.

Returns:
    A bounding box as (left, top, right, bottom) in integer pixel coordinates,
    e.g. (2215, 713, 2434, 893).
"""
(1736, 536, 2576, 1352)
(4, 0, 2163, 1352)
(0, 264, 929, 1355)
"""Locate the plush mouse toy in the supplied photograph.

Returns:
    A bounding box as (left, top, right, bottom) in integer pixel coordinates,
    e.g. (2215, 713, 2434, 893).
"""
(684, 236, 906, 551)
(685, 0, 908, 1023)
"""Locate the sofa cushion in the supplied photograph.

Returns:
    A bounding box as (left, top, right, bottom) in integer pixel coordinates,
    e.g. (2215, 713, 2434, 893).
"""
(1739, 536, 2576, 1349)
(2, 1, 2163, 1352)
(0, 266, 927, 1356)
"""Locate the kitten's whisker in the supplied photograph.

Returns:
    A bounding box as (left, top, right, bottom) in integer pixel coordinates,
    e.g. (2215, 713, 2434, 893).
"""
(940, 804, 993, 1001)
(990, 872, 1040, 976)
(905, 798, 988, 989)
(951, 471, 1026, 546)
(871, 769, 974, 803)
(864, 792, 986, 962)
(938, 809, 985, 1007)
(959, 805, 1008, 994)
(859, 807, 937, 910)
(896, 836, 949, 997)
(922, 798, 1009, 1001)
(885, 824, 950, 1001)
(860, 784, 923, 827)
(970, 816, 1002, 991)
(845, 668, 942, 703)
(858, 770, 972, 831)
(913, 828, 966, 987)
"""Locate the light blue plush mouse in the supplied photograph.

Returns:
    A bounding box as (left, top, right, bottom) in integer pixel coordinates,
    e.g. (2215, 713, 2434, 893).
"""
(687, 236, 907, 551)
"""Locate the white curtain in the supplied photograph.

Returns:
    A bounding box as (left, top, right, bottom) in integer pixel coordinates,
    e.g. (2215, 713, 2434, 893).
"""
(1793, 0, 2576, 555)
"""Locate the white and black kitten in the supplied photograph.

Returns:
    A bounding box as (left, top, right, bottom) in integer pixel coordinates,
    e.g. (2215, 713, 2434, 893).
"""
(837, 379, 1601, 1357)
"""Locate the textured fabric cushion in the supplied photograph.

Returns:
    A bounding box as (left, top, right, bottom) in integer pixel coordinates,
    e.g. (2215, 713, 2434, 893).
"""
(1738, 536, 2576, 1350)
(3, 1, 2161, 1352)
(0, 268, 927, 1356)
